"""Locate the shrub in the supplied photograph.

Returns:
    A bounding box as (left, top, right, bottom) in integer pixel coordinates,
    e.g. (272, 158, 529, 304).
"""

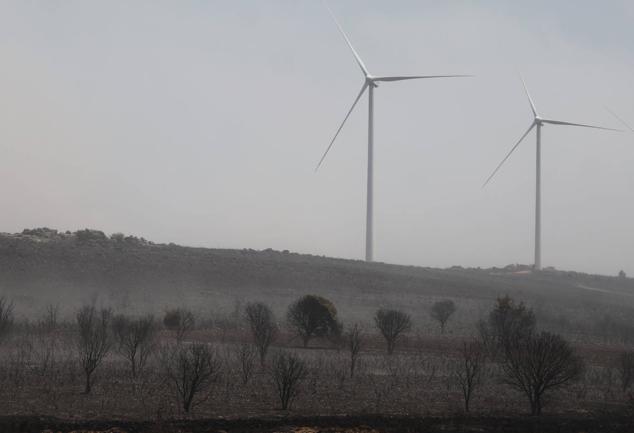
(75, 229, 108, 243)
(453, 340, 485, 412)
(287, 295, 341, 347)
(430, 300, 456, 334)
(346, 323, 363, 378)
(0, 297, 15, 342)
(76, 305, 113, 394)
(39, 304, 59, 332)
(479, 295, 536, 358)
(618, 350, 634, 392)
(163, 308, 195, 342)
(374, 309, 412, 355)
(501, 331, 583, 415)
(245, 302, 277, 365)
(270, 351, 308, 410)
(234, 343, 257, 385)
(112, 314, 157, 377)
(162, 343, 222, 413)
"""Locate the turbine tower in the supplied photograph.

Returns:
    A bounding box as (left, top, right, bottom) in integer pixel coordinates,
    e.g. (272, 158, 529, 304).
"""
(483, 76, 620, 270)
(316, 3, 469, 262)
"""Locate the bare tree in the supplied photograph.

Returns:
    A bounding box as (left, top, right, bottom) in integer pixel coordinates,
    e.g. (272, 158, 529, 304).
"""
(501, 331, 583, 415)
(453, 340, 485, 412)
(374, 309, 412, 355)
(346, 323, 364, 378)
(618, 350, 634, 392)
(234, 343, 257, 385)
(245, 302, 277, 365)
(0, 296, 15, 341)
(163, 308, 195, 343)
(40, 304, 59, 332)
(162, 343, 223, 413)
(112, 314, 157, 378)
(76, 305, 113, 394)
(270, 351, 308, 410)
(430, 300, 456, 334)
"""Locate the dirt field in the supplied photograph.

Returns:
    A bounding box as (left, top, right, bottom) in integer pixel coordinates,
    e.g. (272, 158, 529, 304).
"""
(0, 328, 631, 425)
(3, 414, 634, 433)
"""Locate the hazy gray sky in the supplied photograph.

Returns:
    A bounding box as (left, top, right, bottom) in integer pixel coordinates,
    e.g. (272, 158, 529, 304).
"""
(1, 1, 632, 275)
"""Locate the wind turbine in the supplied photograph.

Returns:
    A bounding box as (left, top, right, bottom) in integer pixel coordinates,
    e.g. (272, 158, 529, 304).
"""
(316, 3, 469, 262)
(605, 107, 634, 133)
(483, 76, 621, 270)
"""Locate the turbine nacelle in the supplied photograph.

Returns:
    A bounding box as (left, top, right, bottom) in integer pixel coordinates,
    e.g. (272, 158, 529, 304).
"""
(366, 76, 379, 88)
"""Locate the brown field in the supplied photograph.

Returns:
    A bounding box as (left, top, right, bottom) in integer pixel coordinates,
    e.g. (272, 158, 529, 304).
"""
(0, 326, 631, 431)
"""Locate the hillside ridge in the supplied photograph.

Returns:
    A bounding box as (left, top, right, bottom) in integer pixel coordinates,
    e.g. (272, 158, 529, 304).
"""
(0, 228, 632, 321)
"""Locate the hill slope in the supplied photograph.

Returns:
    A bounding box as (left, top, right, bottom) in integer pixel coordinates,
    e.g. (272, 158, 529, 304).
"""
(1, 228, 633, 334)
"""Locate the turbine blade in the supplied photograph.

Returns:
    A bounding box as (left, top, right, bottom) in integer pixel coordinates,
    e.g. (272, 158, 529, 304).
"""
(541, 118, 621, 131)
(604, 107, 634, 132)
(482, 122, 536, 188)
(374, 74, 473, 82)
(323, 1, 369, 77)
(519, 74, 538, 117)
(316, 83, 369, 171)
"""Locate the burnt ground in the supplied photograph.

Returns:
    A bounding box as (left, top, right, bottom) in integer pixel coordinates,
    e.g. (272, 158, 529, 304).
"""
(2, 414, 634, 433)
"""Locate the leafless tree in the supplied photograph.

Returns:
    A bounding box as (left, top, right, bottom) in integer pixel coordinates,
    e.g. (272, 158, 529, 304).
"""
(618, 350, 634, 392)
(374, 309, 412, 355)
(501, 331, 583, 415)
(245, 302, 277, 365)
(162, 343, 223, 413)
(163, 308, 195, 343)
(76, 305, 113, 394)
(453, 340, 485, 412)
(346, 323, 363, 378)
(234, 343, 257, 385)
(430, 300, 456, 334)
(0, 296, 15, 341)
(270, 351, 308, 410)
(40, 304, 59, 332)
(112, 314, 157, 378)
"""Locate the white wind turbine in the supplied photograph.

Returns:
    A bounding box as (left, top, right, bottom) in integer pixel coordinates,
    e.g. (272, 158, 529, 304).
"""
(483, 76, 621, 270)
(605, 107, 634, 133)
(316, 3, 470, 262)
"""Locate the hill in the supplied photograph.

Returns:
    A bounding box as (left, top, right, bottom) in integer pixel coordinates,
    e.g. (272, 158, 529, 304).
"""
(1, 227, 633, 337)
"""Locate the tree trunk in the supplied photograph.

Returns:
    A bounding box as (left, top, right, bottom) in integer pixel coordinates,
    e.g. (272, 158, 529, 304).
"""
(387, 340, 394, 355)
(84, 372, 92, 394)
(530, 393, 542, 415)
